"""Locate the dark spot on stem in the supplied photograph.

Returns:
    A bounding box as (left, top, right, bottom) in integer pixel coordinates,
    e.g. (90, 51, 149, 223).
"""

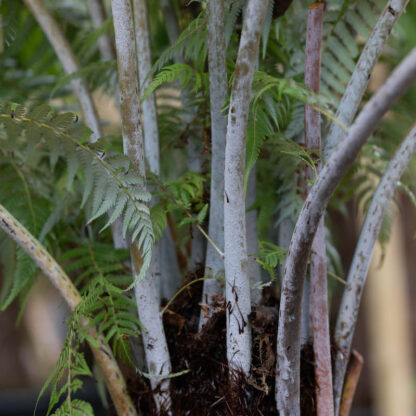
(1, 219, 15, 235)
(387, 6, 396, 16)
(99, 347, 111, 358)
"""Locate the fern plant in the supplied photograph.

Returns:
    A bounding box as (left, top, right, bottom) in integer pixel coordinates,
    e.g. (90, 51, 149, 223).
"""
(1, 0, 415, 415)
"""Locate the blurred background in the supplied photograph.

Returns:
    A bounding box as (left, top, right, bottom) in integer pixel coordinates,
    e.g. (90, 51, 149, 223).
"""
(0, 0, 416, 415)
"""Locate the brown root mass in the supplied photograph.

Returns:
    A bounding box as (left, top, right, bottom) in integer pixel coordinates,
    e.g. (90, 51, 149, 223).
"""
(126, 274, 318, 415)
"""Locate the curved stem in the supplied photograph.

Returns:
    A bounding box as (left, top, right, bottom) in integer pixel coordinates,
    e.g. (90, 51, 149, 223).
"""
(0, 203, 137, 416)
(333, 122, 416, 413)
(324, 0, 409, 157)
(24, 0, 102, 141)
(276, 47, 416, 416)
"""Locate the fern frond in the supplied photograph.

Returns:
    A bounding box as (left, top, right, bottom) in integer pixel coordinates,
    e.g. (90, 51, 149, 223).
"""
(244, 71, 333, 188)
(50, 61, 117, 98)
(261, 0, 274, 59)
(321, 0, 383, 103)
(0, 155, 55, 311)
(245, 91, 292, 190)
(142, 63, 208, 102)
(255, 241, 287, 280)
(150, 201, 167, 241)
(224, 0, 245, 46)
(52, 399, 94, 416)
(152, 12, 207, 72)
(63, 240, 139, 363)
(0, 104, 155, 282)
(163, 171, 206, 213)
(276, 0, 384, 107)
(252, 71, 335, 112)
(36, 314, 92, 416)
(1, 247, 38, 310)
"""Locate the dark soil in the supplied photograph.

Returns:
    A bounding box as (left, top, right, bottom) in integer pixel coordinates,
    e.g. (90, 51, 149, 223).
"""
(126, 271, 318, 416)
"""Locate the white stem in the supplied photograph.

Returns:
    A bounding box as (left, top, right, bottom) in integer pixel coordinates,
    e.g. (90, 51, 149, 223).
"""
(111, 0, 144, 173)
(133, 0, 159, 176)
(24, 0, 102, 141)
(87, 0, 128, 250)
(160, 228, 181, 299)
(246, 166, 262, 305)
(333, 123, 416, 414)
(86, 0, 115, 61)
(199, 0, 228, 328)
(276, 47, 416, 416)
(160, 0, 205, 272)
(133, 0, 181, 298)
(187, 140, 206, 271)
(224, 0, 268, 375)
(111, 1, 172, 411)
(324, 0, 409, 157)
(132, 249, 171, 389)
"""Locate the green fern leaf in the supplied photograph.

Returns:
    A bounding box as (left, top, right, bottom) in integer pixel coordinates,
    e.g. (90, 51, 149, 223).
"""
(152, 11, 207, 72)
(142, 63, 207, 102)
(196, 203, 208, 224)
(52, 399, 94, 416)
(225, 0, 244, 46)
(1, 248, 37, 310)
(79, 153, 94, 208)
(101, 193, 129, 232)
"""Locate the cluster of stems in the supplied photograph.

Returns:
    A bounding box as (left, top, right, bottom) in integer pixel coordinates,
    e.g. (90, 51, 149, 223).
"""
(9, 1, 415, 415)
